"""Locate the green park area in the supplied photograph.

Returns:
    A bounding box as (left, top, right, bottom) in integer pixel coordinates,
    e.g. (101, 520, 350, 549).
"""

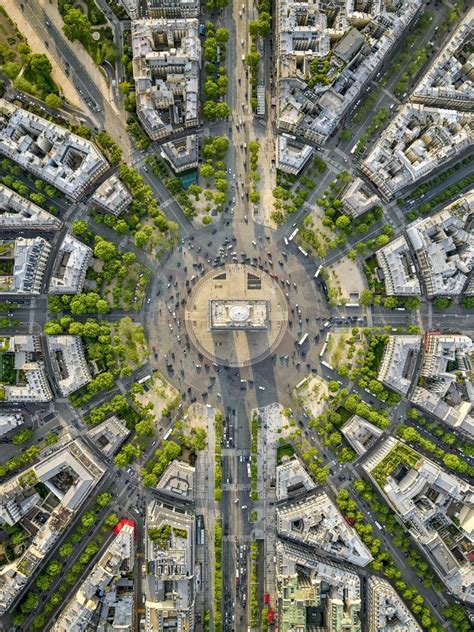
(0, 8, 61, 105)
(59, 0, 117, 66)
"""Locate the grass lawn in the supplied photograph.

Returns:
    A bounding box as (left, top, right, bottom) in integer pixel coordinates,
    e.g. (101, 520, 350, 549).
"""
(0, 352, 15, 385)
(277, 443, 295, 464)
(111, 317, 148, 369)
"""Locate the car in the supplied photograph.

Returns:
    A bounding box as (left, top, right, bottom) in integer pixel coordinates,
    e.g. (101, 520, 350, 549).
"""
(241, 505, 247, 510)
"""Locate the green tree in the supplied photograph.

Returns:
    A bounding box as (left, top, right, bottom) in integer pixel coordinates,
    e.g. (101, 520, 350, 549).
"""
(63, 8, 92, 44)
(59, 542, 73, 558)
(94, 237, 117, 261)
(335, 215, 351, 230)
(72, 220, 88, 236)
(384, 296, 399, 309)
(81, 511, 96, 528)
(12, 429, 33, 446)
(96, 492, 112, 508)
(360, 289, 373, 306)
(105, 512, 119, 527)
(45, 93, 62, 109)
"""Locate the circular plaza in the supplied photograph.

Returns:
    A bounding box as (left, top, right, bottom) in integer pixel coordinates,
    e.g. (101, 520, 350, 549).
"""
(184, 264, 289, 367)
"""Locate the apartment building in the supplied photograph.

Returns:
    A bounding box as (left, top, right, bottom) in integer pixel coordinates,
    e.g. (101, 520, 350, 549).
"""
(405, 201, 474, 298)
(276, 454, 316, 501)
(0, 237, 51, 295)
(276, 491, 373, 566)
(341, 415, 383, 457)
(46, 335, 91, 396)
(412, 8, 474, 111)
(0, 100, 108, 201)
(144, 501, 195, 631)
(367, 576, 422, 632)
(86, 415, 130, 458)
(0, 412, 23, 438)
(360, 104, 473, 199)
(375, 235, 421, 296)
(0, 439, 105, 613)
(91, 173, 132, 217)
(52, 520, 135, 631)
(364, 438, 474, 603)
(377, 335, 422, 396)
(276, 539, 362, 632)
(276, 0, 421, 143)
(276, 135, 313, 175)
(161, 134, 199, 173)
(146, 0, 199, 18)
(132, 19, 200, 140)
(410, 332, 473, 436)
(2, 335, 53, 402)
(48, 232, 92, 295)
(341, 177, 380, 219)
(0, 184, 62, 231)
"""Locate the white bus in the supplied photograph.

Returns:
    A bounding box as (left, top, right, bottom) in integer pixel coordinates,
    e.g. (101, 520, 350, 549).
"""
(298, 333, 309, 346)
(163, 428, 172, 440)
(314, 265, 322, 278)
(298, 246, 308, 257)
(288, 228, 299, 241)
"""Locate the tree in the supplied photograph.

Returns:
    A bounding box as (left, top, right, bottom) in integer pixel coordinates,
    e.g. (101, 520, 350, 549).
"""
(433, 297, 452, 309)
(384, 296, 399, 309)
(94, 237, 117, 261)
(21, 591, 39, 613)
(136, 419, 154, 436)
(327, 381, 339, 393)
(404, 296, 420, 310)
(59, 542, 73, 558)
(360, 289, 373, 306)
(96, 492, 112, 508)
(105, 512, 119, 527)
(335, 215, 351, 230)
(43, 91, 62, 109)
(200, 164, 215, 179)
(46, 560, 61, 576)
(81, 511, 96, 528)
(3, 62, 21, 79)
(143, 472, 158, 487)
(249, 190, 260, 204)
(35, 573, 52, 590)
(63, 8, 92, 44)
(12, 429, 33, 446)
(72, 220, 88, 236)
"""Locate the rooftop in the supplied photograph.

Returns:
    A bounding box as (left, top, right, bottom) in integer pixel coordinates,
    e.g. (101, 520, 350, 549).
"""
(361, 104, 474, 198)
(132, 19, 200, 140)
(367, 576, 422, 632)
(341, 415, 384, 457)
(277, 491, 373, 566)
(86, 415, 130, 457)
(0, 184, 62, 231)
(0, 100, 108, 200)
(0, 237, 51, 295)
(91, 173, 132, 217)
(48, 233, 92, 295)
(375, 235, 421, 296)
(377, 335, 422, 396)
(46, 335, 91, 396)
(405, 199, 474, 297)
(276, 454, 316, 501)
